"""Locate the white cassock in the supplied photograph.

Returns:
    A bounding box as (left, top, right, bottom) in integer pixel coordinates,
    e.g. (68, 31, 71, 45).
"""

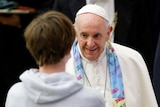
(66, 42, 158, 107)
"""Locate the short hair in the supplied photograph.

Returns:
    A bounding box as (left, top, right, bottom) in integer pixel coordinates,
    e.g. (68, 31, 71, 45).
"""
(24, 11, 75, 66)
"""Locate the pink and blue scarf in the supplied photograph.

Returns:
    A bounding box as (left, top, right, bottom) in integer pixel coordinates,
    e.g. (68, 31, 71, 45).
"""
(73, 41, 126, 107)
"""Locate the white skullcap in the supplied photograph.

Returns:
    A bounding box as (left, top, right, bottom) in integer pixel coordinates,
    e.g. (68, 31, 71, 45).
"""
(76, 4, 110, 23)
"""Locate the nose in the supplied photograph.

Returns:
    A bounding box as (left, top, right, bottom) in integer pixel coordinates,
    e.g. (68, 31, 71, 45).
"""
(87, 37, 95, 47)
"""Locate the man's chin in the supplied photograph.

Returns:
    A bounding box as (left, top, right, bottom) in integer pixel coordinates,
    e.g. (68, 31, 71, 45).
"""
(85, 55, 97, 61)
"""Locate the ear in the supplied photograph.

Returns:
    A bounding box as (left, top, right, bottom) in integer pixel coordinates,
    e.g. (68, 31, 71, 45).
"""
(108, 26, 113, 33)
(106, 26, 113, 41)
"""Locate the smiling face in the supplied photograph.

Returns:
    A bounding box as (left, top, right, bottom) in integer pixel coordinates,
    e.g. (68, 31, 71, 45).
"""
(75, 13, 112, 61)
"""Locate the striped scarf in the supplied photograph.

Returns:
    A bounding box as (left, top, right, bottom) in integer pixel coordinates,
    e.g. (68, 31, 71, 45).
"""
(73, 41, 126, 107)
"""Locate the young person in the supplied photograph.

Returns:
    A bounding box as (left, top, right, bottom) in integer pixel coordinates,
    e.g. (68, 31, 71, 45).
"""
(5, 10, 105, 107)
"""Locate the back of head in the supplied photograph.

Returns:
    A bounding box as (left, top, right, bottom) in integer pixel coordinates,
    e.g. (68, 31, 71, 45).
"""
(24, 11, 75, 66)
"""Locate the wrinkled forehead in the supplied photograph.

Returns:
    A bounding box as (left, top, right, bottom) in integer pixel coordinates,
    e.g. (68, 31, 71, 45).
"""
(75, 14, 108, 35)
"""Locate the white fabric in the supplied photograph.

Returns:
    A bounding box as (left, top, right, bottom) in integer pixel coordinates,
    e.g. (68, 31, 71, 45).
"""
(86, 0, 114, 24)
(66, 42, 158, 107)
(86, 0, 115, 42)
(5, 69, 105, 107)
(76, 4, 110, 24)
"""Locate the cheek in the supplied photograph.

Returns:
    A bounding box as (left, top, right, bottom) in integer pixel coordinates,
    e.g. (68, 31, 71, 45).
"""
(106, 34, 110, 40)
(82, 42, 87, 48)
(107, 30, 112, 40)
(100, 41, 106, 48)
(78, 39, 86, 47)
(98, 39, 107, 49)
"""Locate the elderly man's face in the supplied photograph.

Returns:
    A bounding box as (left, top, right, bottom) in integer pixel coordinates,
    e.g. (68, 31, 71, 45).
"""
(75, 13, 112, 61)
